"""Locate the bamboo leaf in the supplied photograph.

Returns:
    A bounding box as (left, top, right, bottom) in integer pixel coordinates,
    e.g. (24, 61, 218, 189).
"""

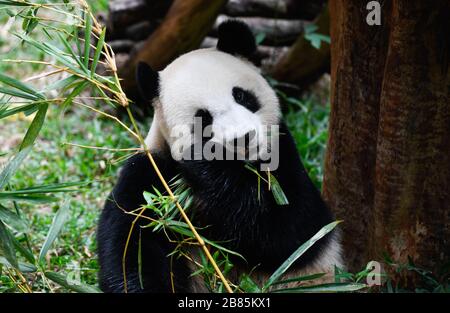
(0, 146, 32, 190)
(0, 221, 18, 269)
(0, 72, 45, 100)
(44, 271, 101, 293)
(19, 102, 48, 150)
(167, 223, 245, 260)
(0, 257, 36, 273)
(0, 203, 28, 232)
(0, 193, 59, 203)
(0, 103, 40, 120)
(58, 32, 88, 74)
(245, 164, 288, 205)
(43, 75, 79, 93)
(22, 7, 39, 35)
(11, 235, 35, 264)
(269, 272, 326, 286)
(14, 33, 82, 75)
(1, 181, 85, 195)
(5, 8, 15, 17)
(271, 282, 367, 293)
(262, 221, 341, 291)
(42, 27, 53, 40)
(0, 86, 40, 101)
(269, 173, 289, 205)
(239, 274, 261, 293)
(90, 27, 106, 77)
(72, 26, 82, 56)
(60, 81, 88, 113)
(0, 1, 32, 6)
(39, 201, 71, 263)
(83, 12, 92, 67)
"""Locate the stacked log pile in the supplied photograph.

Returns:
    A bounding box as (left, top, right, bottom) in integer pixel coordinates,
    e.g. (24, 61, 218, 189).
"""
(104, 0, 326, 75)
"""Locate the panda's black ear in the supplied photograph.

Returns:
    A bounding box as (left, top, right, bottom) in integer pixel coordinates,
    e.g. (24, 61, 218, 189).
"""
(217, 20, 257, 60)
(136, 62, 159, 103)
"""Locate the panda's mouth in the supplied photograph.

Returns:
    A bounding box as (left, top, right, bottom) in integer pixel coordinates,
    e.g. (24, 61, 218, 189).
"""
(224, 130, 258, 159)
(205, 129, 264, 162)
(175, 123, 277, 166)
(181, 136, 262, 162)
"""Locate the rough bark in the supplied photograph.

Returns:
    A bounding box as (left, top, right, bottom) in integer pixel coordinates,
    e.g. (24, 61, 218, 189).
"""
(119, 0, 227, 99)
(323, 0, 450, 277)
(212, 15, 307, 46)
(225, 0, 326, 20)
(269, 5, 330, 87)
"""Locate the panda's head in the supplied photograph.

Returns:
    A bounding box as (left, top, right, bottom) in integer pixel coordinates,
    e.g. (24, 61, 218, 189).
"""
(136, 20, 281, 164)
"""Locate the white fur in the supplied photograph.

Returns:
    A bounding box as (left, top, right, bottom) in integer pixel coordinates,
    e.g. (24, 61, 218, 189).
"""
(145, 48, 281, 159)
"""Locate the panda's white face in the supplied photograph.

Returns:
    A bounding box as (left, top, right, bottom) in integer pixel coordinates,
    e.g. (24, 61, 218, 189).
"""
(152, 48, 281, 161)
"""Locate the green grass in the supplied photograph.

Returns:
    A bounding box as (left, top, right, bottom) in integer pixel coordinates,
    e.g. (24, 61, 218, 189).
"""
(0, 107, 142, 291)
(283, 94, 330, 189)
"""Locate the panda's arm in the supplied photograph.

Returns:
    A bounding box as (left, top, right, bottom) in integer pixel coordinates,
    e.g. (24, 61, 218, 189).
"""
(97, 152, 191, 293)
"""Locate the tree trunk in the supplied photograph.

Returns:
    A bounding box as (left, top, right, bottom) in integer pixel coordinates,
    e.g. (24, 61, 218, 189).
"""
(269, 5, 330, 87)
(119, 0, 226, 99)
(323, 0, 450, 278)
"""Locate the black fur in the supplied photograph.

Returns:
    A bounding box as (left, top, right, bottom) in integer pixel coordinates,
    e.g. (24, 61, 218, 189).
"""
(217, 20, 257, 60)
(136, 62, 159, 102)
(233, 87, 261, 113)
(97, 122, 335, 292)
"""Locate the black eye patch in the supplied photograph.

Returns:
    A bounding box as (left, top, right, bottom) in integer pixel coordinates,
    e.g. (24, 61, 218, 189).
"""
(232, 87, 260, 113)
(194, 109, 213, 128)
(192, 109, 214, 141)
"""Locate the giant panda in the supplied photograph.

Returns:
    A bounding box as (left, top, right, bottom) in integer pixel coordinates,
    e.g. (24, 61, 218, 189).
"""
(97, 20, 342, 293)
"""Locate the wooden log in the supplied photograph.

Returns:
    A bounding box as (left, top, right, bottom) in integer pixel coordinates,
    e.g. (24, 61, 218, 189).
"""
(109, 39, 135, 53)
(125, 21, 158, 41)
(107, 0, 172, 38)
(269, 5, 330, 87)
(259, 46, 289, 73)
(225, 0, 326, 20)
(212, 15, 307, 46)
(107, 0, 147, 32)
(119, 0, 227, 100)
